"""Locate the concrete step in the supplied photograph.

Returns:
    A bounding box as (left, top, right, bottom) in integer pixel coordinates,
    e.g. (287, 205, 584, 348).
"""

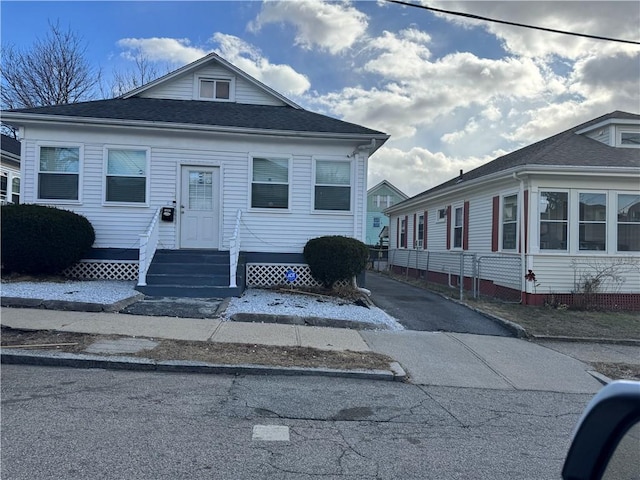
(136, 284, 244, 298)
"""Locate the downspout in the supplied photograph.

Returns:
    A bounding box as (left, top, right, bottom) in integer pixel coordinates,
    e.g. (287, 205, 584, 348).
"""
(513, 172, 527, 302)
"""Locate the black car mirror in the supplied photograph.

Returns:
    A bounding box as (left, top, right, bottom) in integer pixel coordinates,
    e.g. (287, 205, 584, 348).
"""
(562, 380, 640, 480)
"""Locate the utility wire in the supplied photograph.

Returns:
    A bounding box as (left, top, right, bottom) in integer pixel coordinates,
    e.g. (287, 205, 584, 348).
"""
(386, 0, 640, 45)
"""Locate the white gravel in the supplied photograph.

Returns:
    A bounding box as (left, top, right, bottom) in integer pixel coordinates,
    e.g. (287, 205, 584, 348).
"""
(225, 289, 404, 331)
(1, 280, 139, 305)
(0, 281, 403, 330)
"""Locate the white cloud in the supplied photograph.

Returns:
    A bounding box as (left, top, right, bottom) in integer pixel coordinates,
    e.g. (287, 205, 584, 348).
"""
(212, 33, 310, 96)
(248, 0, 369, 54)
(369, 146, 493, 196)
(116, 38, 208, 65)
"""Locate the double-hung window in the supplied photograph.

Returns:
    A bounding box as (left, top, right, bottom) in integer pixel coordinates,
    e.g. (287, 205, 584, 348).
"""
(400, 218, 407, 248)
(417, 214, 424, 248)
(38, 146, 80, 201)
(502, 194, 518, 250)
(251, 157, 289, 209)
(453, 206, 463, 248)
(539, 191, 568, 251)
(617, 194, 640, 251)
(314, 160, 351, 211)
(373, 217, 381, 228)
(105, 149, 148, 204)
(199, 78, 231, 101)
(579, 192, 606, 251)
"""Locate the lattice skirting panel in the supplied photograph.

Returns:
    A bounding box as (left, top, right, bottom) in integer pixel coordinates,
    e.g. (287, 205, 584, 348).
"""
(247, 263, 349, 288)
(62, 260, 138, 281)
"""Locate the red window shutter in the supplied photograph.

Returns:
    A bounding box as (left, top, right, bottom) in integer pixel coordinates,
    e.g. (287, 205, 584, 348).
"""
(491, 196, 499, 252)
(446, 205, 451, 250)
(423, 210, 428, 249)
(396, 217, 400, 248)
(463, 201, 470, 250)
(412, 213, 417, 249)
(404, 215, 408, 248)
(523, 190, 529, 254)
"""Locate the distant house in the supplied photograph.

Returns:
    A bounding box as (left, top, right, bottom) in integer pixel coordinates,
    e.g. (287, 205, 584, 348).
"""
(2, 52, 389, 296)
(385, 111, 640, 309)
(365, 180, 407, 246)
(1, 133, 21, 204)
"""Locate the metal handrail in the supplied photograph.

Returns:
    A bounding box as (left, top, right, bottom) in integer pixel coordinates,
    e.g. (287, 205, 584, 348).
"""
(229, 209, 242, 288)
(138, 207, 162, 286)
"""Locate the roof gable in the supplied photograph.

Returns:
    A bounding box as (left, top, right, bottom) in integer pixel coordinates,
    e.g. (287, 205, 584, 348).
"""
(367, 180, 408, 199)
(392, 111, 640, 208)
(121, 52, 301, 108)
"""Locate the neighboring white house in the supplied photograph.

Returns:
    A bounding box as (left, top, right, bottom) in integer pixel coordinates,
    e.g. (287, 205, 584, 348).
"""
(365, 180, 408, 246)
(1, 133, 21, 205)
(2, 52, 389, 296)
(385, 111, 640, 309)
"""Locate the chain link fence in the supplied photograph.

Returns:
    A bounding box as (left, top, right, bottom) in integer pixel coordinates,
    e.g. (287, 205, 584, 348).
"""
(384, 249, 523, 303)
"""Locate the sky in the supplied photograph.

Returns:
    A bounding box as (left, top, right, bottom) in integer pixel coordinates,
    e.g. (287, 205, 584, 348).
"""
(2, 0, 639, 197)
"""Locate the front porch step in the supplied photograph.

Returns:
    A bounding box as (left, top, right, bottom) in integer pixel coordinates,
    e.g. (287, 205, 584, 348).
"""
(137, 249, 245, 298)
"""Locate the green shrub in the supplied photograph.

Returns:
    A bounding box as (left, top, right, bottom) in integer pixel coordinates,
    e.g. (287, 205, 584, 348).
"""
(1, 204, 95, 274)
(303, 235, 369, 289)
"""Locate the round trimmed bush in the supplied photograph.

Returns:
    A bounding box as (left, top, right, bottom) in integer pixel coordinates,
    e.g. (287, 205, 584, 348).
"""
(1, 204, 95, 274)
(303, 235, 369, 289)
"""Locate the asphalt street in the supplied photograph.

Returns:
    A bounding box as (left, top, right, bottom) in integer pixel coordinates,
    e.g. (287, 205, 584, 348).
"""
(1, 365, 592, 480)
(366, 271, 514, 335)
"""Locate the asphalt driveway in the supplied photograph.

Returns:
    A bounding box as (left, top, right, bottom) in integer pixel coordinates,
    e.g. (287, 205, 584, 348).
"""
(366, 271, 514, 336)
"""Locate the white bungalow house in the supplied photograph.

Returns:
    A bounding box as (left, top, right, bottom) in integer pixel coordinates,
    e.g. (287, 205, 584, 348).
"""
(1, 133, 21, 205)
(2, 53, 389, 296)
(385, 111, 640, 309)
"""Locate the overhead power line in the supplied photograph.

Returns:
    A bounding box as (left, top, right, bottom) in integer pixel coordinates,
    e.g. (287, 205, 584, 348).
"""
(386, 0, 640, 45)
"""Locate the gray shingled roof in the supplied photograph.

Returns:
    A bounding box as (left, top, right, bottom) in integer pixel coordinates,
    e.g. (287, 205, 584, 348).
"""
(6, 97, 387, 136)
(1, 134, 21, 156)
(407, 110, 640, 202)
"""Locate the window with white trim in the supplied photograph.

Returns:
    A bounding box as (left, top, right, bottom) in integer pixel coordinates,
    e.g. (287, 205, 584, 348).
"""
(38, 146, 80, 201)
(617, 194, 640, 251)
(11, 177, 20, 204)
(453, 206, 463, 248)
(251, 157, 289, 209)
(400, 218, 406, 248)
(437, 208, 447, 222)
(199, 78, 231, 101)
(539, 191, 568, 251)
(314, 160, 351, 211)
(417, 214, 424, 248)
(502, 194, 518, 250)
(618, 129, 640, 147)
(0, 173, 7, 203)
(105, 149, 148, 204)
(579, 192, 606, 251)
(373, 217, 380, 228)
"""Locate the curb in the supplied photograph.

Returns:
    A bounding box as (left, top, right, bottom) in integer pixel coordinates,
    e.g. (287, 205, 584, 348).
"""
(229, 312, 382, 330)
(1, 349, 407, 382)
(1, 294, 144, 313)
(531, 335, 640, 346)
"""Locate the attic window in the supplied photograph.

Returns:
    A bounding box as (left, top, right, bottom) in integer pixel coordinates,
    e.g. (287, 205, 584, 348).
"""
(620, 131, 640, 147)
(437, 208, 447, 222)
(199, 78, 231, 101)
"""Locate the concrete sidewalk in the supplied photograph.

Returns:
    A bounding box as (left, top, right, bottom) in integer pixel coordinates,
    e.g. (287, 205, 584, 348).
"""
(1, 306, 611, 393)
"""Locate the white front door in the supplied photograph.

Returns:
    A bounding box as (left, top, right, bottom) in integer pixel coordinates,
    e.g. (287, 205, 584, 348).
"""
(180, 166, 219, 249)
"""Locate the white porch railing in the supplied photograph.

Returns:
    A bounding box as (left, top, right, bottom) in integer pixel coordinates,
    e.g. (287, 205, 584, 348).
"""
(138, 207, 162, 286)
(229, 209, 242, 288)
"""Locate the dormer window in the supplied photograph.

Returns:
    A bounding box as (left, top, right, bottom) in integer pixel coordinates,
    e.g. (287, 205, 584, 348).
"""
(198, 77, 232, 101)
(620, 131, 640, 147)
